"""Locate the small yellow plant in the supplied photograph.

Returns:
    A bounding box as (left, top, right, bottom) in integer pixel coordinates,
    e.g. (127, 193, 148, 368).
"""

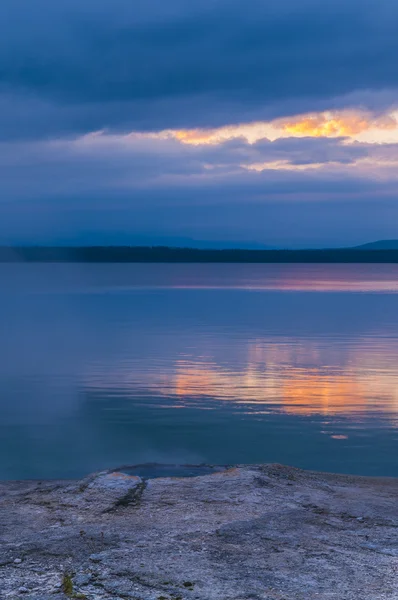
(62, 572, 74, 596)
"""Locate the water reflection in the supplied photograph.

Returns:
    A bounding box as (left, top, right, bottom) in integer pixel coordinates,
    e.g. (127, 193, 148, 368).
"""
(1, 263, 398, 478)
(2, 262, 398, 292)
(82, 338, 398, 423)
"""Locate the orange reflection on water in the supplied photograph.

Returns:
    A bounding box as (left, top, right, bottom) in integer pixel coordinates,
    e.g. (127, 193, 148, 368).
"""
(244, 264, 398, 292)
(167, 349, 398, 419)
(99, 264, 398, 292)
(82, 339, 398, 421)
(279, 369, 369, 416)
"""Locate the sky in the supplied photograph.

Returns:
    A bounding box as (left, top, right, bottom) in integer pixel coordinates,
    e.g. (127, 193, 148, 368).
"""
(1, 0, 398, 247)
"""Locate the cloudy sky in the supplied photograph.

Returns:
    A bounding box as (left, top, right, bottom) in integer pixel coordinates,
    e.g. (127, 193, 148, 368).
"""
(1, 0, 398, 247)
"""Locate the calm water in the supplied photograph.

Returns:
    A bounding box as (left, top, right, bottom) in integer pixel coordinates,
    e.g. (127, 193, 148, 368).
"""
(1, 263, 398, 479)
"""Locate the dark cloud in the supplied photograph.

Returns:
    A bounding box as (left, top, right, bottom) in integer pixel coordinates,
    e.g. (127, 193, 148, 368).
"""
(0, 0, 397, 246)
(0, 134, 377, 201)
(0, 0, 397, 138)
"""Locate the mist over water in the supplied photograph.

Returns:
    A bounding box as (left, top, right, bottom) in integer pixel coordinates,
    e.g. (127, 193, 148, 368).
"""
(1, 263, 398, 479)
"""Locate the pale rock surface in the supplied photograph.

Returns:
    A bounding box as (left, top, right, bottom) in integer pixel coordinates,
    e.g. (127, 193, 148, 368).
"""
(0, 464, 397, 599)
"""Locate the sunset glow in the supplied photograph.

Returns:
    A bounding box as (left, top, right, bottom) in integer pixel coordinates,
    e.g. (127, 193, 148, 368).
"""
(82, 340, 398, 422)
(167, 358, 398, 418)
(163, 110, 398, 146)
(279, 112, 397, 138)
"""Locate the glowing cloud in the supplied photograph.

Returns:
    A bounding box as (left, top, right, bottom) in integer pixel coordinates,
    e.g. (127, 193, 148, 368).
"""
(164, 110, 398, 146)
(169, 122, 277, 145)
(278, 112, 396, 138)
(65, 108, 398, 179)
(243, 160, 342, 172)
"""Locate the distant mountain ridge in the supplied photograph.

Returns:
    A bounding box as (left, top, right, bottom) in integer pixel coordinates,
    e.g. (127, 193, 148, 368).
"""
(354, 240, 398, 250)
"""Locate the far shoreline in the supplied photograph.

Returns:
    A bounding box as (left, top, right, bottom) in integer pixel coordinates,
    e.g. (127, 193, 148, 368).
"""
(2, 246, 398, 263)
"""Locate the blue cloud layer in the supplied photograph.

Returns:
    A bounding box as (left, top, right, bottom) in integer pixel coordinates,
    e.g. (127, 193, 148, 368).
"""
(0, 0, 397, 245)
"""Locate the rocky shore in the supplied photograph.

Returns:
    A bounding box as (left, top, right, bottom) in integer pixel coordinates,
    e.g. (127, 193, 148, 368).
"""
(0, 464, 397, 600)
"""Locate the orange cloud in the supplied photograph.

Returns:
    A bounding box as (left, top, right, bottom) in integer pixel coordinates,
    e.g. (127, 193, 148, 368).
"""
(173, 129, 220, 145)
(164, 110, 398, 146)
(279, 112, 396, 138)
(169, 121, 276, 145)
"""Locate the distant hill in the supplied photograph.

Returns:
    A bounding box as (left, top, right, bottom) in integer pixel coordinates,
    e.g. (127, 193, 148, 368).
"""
(355, 240, 398, 250)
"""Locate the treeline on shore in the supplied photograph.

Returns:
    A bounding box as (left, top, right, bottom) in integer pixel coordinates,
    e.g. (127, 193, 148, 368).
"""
(1, 246, 398, 262)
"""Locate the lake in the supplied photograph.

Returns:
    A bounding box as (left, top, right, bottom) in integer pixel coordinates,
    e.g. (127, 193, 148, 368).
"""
(1, 263, 398, 479)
